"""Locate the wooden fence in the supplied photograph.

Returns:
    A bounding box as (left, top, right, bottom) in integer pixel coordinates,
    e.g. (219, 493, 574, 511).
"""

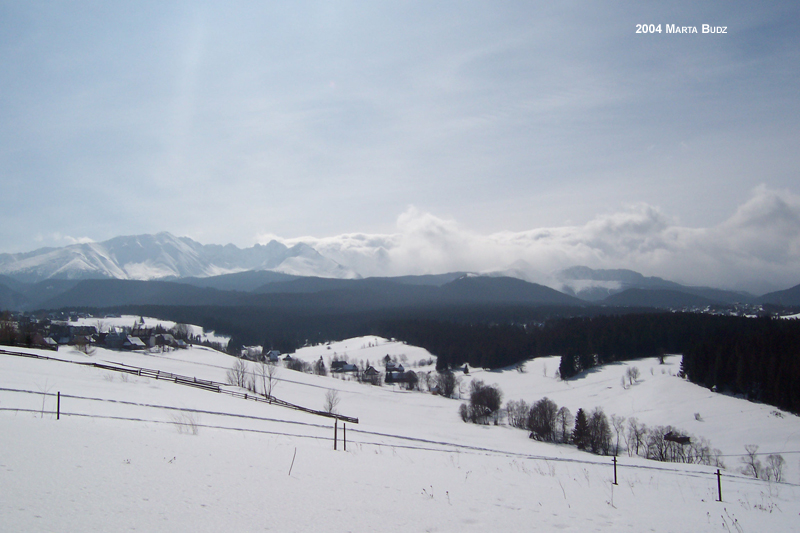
(0, 348, 358, 424)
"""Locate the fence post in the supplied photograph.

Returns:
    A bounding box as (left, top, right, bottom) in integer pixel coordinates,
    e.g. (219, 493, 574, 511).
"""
(344, 423, 347, 451)
(716, 469, 722, 502)
(57, 391, 60, 420)
(289, 448, 297, 476)
(334, 418, 338, 451)
(613, 456, 618, 485)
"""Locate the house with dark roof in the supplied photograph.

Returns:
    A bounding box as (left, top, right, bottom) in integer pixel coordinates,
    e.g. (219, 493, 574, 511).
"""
(331, 360, 359, 373)
(123, 336, 147, 350)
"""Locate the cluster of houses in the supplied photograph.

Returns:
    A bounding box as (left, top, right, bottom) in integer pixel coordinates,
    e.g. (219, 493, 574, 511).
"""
(328, 357, 419, 387)
(236, 345, 420, 388)
(240, 346, 282, 363)
(1, 313, 189, 352)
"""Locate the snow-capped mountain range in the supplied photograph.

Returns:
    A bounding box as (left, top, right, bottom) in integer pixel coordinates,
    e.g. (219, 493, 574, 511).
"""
(0, 233, 357, 283)
(0, 232, 774, 303)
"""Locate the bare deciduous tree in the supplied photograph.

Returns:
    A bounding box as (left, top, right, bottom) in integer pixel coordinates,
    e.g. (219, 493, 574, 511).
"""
(506, 399, 529, 429)
(556, 406, 572, 444)
(226, 358, 249, 388)
(324, 389, 340, 414)
(255, 360, 280, 401)
(626, 417, 647, 457)
(740, 444, 762, 478)
(418, 371, 433, 392)
(611, 414, 626, 456)
(765, 454, 785, 482)
(625, 366, 640, 385)
(173, 323, 193, 341)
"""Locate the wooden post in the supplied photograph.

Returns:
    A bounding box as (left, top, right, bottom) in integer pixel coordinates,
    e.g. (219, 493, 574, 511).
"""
(288, 448, 297, 476)
(334, 418, 338, 450)
(344, 423, 347, 451)
(57, 391, 60, 420)
(613, 456, 618, 485)
(716, 469, 722, 502)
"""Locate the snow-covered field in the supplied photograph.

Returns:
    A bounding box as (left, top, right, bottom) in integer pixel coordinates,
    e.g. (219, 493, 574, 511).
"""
(2, 337, 799, 532)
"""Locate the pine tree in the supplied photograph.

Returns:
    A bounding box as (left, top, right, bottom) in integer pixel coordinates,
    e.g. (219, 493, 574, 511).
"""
(572, 408, 590, 450)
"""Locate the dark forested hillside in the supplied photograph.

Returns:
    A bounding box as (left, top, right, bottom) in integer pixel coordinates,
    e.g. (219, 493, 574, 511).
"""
(376, 313, 800, 413)
(759, 283, 800, 306)
(602, 288, 720, 308)
(375, 313, 703, 370)
(682, 316, 800, 413)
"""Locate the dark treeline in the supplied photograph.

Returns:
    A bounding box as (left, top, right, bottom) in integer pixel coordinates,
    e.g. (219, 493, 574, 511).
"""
(94, 303, 621, 355)
(373, 313, 704, 371)
(682, 316, 800, 413)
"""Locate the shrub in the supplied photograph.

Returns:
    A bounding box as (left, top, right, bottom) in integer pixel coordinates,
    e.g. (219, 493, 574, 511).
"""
(528, 397, 558, 442)
(436, 371, 459, 398)
(286, 358, 310, 373)
(467, 380, 503, 424)
(506, 399, 529, 429)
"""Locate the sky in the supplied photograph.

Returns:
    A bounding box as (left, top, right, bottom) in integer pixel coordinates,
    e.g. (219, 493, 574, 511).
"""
(1, 1, 799, 290)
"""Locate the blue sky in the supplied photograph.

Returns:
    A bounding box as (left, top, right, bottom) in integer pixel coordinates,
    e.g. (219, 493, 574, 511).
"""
(1, 1, 799, 289)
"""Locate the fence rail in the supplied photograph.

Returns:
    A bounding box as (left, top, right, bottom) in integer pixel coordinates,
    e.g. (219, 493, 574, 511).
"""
(0, 348, 358, 423)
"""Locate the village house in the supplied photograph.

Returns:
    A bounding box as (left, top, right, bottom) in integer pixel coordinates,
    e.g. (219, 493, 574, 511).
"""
(361, 365, 381, 385)
(123, 335, 147, 350)
(331, 360, 359, 373)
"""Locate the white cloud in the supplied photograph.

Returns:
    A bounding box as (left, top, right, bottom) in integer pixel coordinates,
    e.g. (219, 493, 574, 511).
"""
(258, 187, 800, 293)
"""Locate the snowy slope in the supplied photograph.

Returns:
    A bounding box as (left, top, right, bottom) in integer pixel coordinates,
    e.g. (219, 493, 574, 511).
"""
(2, 339, 799, 532)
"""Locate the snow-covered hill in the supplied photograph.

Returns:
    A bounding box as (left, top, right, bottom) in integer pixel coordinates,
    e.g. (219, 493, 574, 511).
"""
(2, 335, 799, 531)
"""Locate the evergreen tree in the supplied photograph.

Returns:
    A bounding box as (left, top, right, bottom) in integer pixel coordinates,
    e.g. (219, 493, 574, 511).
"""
(559, 354, 577, 380)
(572, 408, 590, 450)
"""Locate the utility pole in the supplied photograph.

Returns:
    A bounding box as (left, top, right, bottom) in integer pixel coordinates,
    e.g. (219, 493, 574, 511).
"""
(613, 456, 618, 485)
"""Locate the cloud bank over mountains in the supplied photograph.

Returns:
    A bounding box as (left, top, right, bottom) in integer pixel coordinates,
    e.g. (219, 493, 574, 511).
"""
(265, 186, 800, 293)
(1, 187, 797, 294)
